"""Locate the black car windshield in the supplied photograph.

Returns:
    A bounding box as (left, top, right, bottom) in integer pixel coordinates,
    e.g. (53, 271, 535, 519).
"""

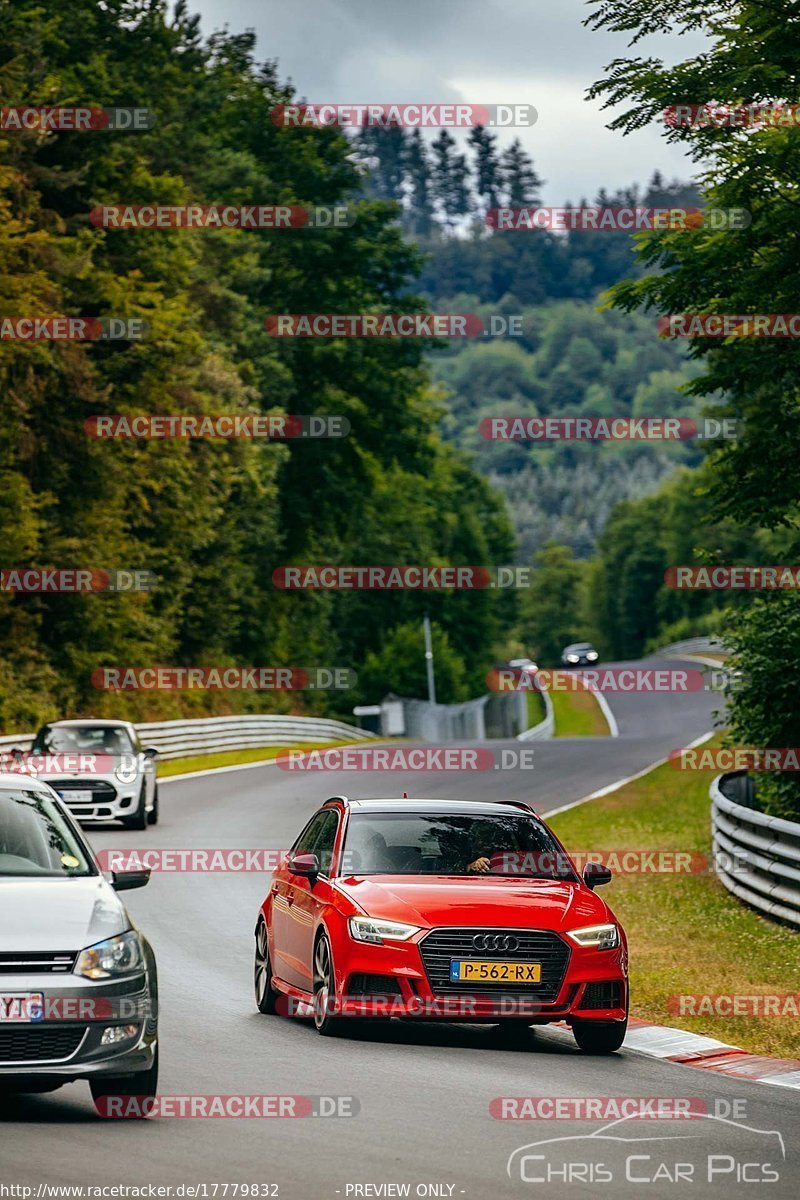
(31, 724, 134, 756)
(341, 812, 578, 879)
(0, 788, 94, 877)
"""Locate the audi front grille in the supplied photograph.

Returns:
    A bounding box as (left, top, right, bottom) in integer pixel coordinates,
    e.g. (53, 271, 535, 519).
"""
(419, 927, 570, 1001)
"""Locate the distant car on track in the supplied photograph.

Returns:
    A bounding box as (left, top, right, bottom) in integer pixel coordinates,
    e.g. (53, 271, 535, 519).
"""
(0, 772, 158, 1111)
(255, 796, 628, 1052)
(508, 656, 538, 676)
(561, 642, 599, 667)
(21, 719, 159, 830)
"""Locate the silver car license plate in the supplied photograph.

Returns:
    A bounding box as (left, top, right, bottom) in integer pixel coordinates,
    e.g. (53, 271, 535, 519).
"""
(0, 993, 44, 1022)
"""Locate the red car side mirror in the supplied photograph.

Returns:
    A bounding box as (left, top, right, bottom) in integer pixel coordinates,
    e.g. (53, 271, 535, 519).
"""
(288, 852, 320, 879)
(583, 861, 612, 889)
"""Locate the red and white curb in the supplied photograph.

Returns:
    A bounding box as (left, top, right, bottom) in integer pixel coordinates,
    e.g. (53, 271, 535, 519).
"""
(622, 1016, 800, 1089)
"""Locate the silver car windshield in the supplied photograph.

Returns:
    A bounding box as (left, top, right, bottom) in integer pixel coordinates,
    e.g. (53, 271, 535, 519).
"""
(0, 789, 94, 877)
(31, 724, 135, 756)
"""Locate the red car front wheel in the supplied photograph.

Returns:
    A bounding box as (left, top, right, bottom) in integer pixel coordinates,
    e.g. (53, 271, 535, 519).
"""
(313, 933, 348, 1037)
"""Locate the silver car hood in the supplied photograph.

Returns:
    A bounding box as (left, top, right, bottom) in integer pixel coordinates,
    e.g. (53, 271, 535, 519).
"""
(0, 876, 129, 952)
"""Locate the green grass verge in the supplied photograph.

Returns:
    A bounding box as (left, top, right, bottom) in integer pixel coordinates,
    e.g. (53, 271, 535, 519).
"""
(549, 746, 799, 1059)
(525, 689, 547, 728)
(158, 740, 353, 778)
(550, 686, 610, 737)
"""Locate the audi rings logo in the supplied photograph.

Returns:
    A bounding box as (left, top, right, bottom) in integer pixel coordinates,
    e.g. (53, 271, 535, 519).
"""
(472, 933, 519, 953)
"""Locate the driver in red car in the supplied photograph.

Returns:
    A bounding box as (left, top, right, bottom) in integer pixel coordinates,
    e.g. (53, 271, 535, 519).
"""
(464, 819, 517, 874)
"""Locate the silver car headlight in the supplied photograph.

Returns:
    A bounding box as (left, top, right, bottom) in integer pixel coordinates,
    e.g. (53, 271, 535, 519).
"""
(566, 923, 619, 950)
(74, 931, 144, 979)
(567, 654, 580, 664)
(348, 917, 420, 945)
(586, 651, 598, 661)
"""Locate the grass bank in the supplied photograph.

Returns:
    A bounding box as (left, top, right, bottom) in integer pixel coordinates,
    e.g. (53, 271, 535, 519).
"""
(549, 748, 799, 1059)
(158, 740, 353, 778)
(550, 686, 610, 737)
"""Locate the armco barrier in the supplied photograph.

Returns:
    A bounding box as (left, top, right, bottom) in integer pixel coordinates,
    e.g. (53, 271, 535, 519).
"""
(0, 714, 377, 764)
(517, 689, 554, 741)
(377, 690, 535, 742)
(711, 773, 800, 928)
(658, 636, 727, 658)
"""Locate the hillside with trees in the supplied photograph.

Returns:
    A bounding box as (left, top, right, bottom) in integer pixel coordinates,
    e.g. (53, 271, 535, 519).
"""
(0, 0, 514, 727)
(350, 124, 706, 555)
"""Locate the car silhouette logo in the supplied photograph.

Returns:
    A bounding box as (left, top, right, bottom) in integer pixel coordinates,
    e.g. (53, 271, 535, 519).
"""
(472, 933, 519, 953)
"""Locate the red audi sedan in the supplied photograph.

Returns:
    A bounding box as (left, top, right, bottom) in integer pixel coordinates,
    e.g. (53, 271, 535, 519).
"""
(254, 797, 628, 1053)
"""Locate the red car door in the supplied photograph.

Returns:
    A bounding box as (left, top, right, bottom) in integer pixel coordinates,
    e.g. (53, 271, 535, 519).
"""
(270, 811, 325, 984)
(281, 809, 340, 991)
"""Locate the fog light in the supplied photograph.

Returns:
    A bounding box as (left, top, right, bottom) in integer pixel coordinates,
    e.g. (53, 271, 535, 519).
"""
(101, 1024, 139, 1046)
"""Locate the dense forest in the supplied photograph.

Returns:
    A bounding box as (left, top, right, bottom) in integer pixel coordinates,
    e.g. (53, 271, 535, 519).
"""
(350, 124, 707, 556)
(5, 0, 800, 822)
(0, 0, 517, 727)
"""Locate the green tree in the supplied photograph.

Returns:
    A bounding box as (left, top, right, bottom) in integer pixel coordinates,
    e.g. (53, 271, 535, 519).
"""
(357, 620, 469, 705)
(468, 125, 503, 215)
(500, 139, 542, 207)
(517, 543, 588, 665)
(431, 130, 472, 229)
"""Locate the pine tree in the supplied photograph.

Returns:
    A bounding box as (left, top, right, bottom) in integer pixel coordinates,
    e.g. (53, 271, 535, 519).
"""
(403, 129, 436, 236)
(468, 125, 503, 219)
(431, 130, 472, 229)
(501, 139, 543, 207)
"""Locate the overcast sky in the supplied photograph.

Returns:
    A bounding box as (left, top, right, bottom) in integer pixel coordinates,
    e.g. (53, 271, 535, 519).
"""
(190, 0, 706, 204)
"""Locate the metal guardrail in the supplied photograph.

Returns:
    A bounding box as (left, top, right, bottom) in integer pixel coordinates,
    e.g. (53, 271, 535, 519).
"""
(517, 690, 554, 741)
(378, 690, 530, 741)
(711, 773, 800, 929)
(0, 714, 377, 763)
(658, 636, 727, 658)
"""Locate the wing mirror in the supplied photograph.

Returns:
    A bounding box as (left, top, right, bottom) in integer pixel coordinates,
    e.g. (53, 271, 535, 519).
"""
(583, 861, 612, 889)
(288, 852, 320, 879)
(142, 747, 159, 760)
(109, 869, 151, 892)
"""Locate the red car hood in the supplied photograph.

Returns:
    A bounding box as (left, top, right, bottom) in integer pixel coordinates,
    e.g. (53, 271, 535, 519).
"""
(336, 876, 611, 932)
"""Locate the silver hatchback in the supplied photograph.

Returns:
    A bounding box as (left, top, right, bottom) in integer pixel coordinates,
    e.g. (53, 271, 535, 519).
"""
(26, 719, 159, 829)
(0, 774, 158, 1114)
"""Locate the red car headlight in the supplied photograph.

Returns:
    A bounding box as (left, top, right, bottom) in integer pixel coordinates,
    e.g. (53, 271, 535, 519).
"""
(565, 923, 619, 950)
(348, 917, 420, 945)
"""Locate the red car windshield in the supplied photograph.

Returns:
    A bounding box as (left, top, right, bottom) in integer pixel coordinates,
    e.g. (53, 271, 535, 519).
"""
(341, 812, 578, 879)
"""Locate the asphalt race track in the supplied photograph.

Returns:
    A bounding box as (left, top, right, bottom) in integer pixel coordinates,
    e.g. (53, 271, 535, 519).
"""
(2, 659, 798, 1198)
